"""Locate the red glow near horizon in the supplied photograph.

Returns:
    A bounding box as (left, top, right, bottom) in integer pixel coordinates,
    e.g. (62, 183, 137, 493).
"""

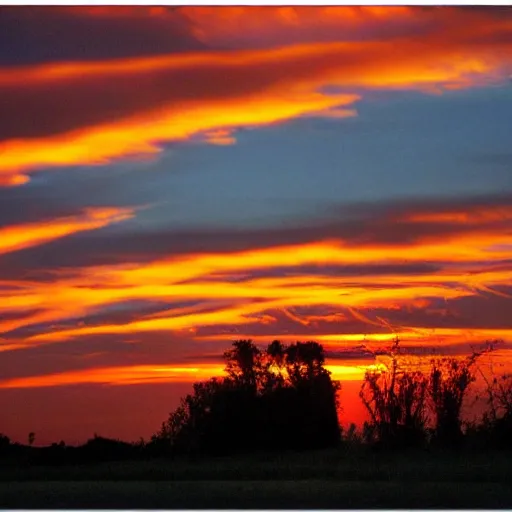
(0, 6, 511, 445)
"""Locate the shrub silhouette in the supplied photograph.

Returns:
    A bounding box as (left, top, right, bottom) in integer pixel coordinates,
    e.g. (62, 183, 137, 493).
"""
(428, 354, 478, 447)
(360, 339, 429, 449)
(153, 340, 341, 455)
(474, 357, 512, 449)
(0, 433, 10, 457)
(360, 339, 485, 449)
(487, 373, 512, 446)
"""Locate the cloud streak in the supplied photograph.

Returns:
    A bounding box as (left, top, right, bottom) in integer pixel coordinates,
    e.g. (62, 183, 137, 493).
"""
(1, 7, 511, 184)
(0, 207, 134, 256)
(0, 361, 369, 389)
(0, 195, 509, 359)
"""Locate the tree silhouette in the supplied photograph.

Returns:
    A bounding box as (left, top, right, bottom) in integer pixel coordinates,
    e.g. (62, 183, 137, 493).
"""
(0, 433, 10, 457)
(360, 339, 428, 449)
(359, 339, 489, 449)
(154, 340, 341, 455)
(224, 339, 261, 392)
(476, 358, 512, 448)
(489, 374, 512, 422)
(428, 354, 478, 447)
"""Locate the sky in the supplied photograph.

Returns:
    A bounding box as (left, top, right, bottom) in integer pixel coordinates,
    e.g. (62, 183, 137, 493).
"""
(0, 5, 511, 445)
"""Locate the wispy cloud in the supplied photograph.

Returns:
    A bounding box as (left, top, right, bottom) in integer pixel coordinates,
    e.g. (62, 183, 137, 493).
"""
(0, 196, 509, 361)
(1, 7, 511, 184)
(0, 361, 370, 389)
(0, 207, 134, 256)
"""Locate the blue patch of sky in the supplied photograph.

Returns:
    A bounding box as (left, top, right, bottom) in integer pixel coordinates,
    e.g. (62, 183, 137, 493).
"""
(32, 84, 512, 233)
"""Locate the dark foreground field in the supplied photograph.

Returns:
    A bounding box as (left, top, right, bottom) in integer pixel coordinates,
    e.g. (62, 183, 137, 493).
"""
(2, 480, 512, 509)
(1, 448, 512, 508)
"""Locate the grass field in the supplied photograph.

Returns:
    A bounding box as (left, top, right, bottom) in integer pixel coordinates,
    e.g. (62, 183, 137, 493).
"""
(2, 480, 512, 509)
(1, 447, 511, 508)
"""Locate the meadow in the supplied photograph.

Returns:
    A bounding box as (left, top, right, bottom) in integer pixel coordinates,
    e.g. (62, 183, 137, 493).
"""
(1, 446, 512, 508)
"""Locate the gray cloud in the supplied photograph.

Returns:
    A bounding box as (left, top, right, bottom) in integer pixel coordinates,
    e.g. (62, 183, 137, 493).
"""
(0, 6, 204, 67)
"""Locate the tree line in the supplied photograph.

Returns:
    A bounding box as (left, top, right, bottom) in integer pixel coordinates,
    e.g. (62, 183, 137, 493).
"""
(1, 338, 511, 464)
(151, 340, 341, 455)
(150, 338, 512, 455)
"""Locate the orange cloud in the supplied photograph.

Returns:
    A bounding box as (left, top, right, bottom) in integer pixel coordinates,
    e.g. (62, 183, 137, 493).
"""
(317, 329, 512, 347)
(0, 207, 134, 256)
(184, 6, 414, 45)
(0, 78, 358, 181)
(203, 330, 512, 352)
(0, 361, 370, 389)
(0, 363, 224, 389)
(0, 204, 509, 349)
(203, 129, 237, 146)
(1, 7, 510, 184)
(0, 200, 509, 397)
(406, 204, 512, 224)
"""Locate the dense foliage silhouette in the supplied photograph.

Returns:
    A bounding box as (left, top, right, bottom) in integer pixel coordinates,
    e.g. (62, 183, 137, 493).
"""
(152, 340, 341, 455)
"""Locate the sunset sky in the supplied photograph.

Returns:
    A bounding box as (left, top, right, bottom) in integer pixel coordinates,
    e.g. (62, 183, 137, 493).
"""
(0, 5, 511, 445)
